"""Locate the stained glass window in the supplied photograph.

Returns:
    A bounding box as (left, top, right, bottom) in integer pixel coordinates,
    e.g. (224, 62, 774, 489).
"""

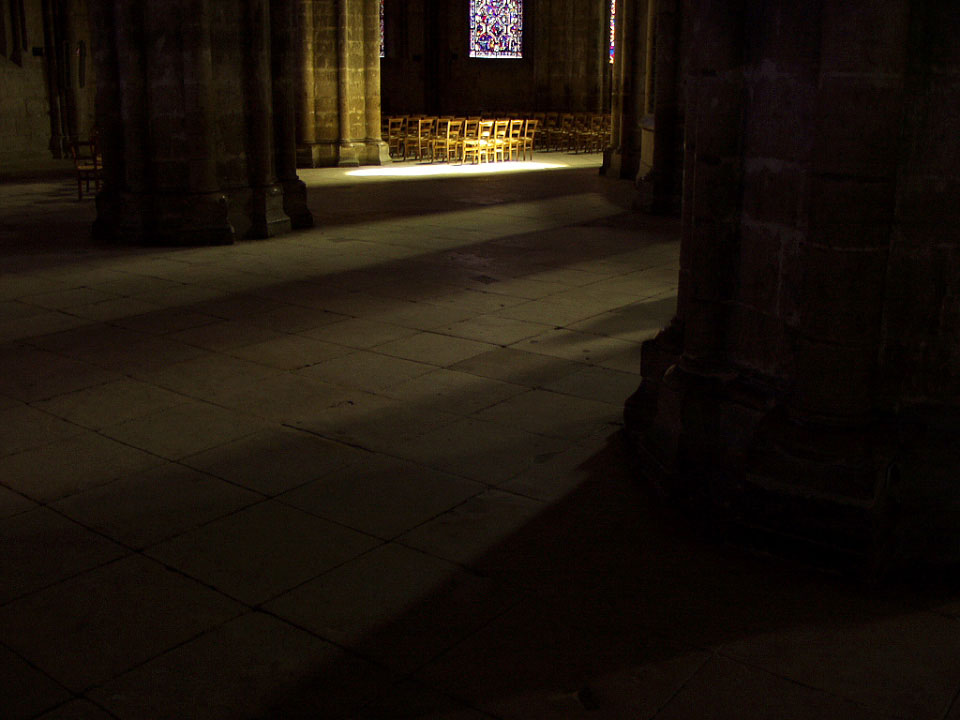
(379, 0, 385, 58)
(469, 0, 523, 59)
(609, 0, 616, 64)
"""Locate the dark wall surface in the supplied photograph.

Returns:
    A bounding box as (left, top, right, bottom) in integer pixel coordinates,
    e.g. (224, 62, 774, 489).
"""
(381, 0, 611, 115)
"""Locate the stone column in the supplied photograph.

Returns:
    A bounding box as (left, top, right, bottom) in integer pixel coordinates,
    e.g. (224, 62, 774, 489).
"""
(297, 0, 388, 167)
(626, 0, 960, 569)
(242, 0, 291, 237)
(602, 0, 648, 181)
(675, 0, 743, 374)
(88, 0, 312, 245)
(644, 0, 681, 213)
(272, 0, 313, 228)
(361, 0, 389, 162)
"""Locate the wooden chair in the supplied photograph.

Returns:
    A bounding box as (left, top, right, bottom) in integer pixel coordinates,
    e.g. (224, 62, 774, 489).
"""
(491, 119, 510, 162)
(434, 119, 463, 163)
(403, 116, 435, 160)
(386, 116, 406, 159)
(556, 113, 577, 151)
(70, 138, 101, 201)
(519, 118, 539, 161)
(461, 120, 494, 164)
(506, 119, 524, 161)
(430, 118, 460, 163)
(540, 113, 559, 150)
(457, 118, 479, 162)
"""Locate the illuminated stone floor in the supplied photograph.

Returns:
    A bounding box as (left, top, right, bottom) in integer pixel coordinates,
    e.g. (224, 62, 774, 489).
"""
(1, 154, 959, 719)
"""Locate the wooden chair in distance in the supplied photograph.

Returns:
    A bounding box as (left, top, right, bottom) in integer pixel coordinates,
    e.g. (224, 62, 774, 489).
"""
(403, 116, 435, 161)
(461, 119, 494, 164)
(70, 137, 101, 200)
(386, 116, 406, 159)
(519, 118, 539, 161)
(457, 118, 479, 162)
(506, 118, 524, 161)
(430, 118, 462, 163)
(491, 119, 510, 162)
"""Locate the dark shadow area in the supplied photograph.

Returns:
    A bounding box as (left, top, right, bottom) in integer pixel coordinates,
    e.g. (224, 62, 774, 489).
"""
(4, 164, 956, 720)
(304, 164, 618, 228)
(254, 433, 960, 719)
(0, 164, 618, 267)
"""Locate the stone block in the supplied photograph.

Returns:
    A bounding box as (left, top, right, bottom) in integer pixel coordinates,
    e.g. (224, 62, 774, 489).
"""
(924, 0, 960, 69)
(691, 160, 742, 223)
(878, 245, 939, 342)
(821, 0, 910, 74)
(903, 77, 960, 175)
(796, 242, 888, 345)
(812, 78, 903, 177)
(726, 307, 793, 381)
(693, 76, 743, 158)
(792, 334, 877, 418)
(684, 224, 738, 302)
(743, 2, 820, 77)
(680, 297, 727, 361)
(741, 160, 804, 227)
(735, 222, 783, 315)
(894, 185, 960, 241)
(807, 175, 896, 249)
(743, 78, 815, 162)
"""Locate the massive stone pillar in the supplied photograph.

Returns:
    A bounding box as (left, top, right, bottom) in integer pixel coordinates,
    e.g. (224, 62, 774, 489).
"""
(642, 0, 681, 213)
(604, 0, 684, 213)
(88, 0, 311, 245)
(625, 0, 960, 569)
(533, 0, 608, 113)
(296, 0, 388, 167)
(602, 0, 648, 180)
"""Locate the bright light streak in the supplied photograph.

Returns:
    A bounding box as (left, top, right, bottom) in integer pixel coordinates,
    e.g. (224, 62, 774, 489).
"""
(347, 161, 568, 178)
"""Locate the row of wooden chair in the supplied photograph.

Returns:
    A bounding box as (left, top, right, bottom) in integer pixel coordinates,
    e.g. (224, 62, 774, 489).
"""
(383, 116, 539, 164)
(436, 111, 612, 153)
(382, 112, 613, 161)
(538, 112, 612, 153)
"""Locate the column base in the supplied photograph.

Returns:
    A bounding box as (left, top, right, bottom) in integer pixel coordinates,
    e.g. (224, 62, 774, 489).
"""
(601, 148, 642, 181)
(297, 140, 392, 168)
(624, 327, 911, 575)
(279, 178, 314, 229)
(94, 189, 235, 246)
(246, 185, 292, 239)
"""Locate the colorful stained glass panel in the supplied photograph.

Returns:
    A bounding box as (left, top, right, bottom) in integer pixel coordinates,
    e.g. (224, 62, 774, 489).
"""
(380, 0, 385, 58)
(609, 0, 616, 64)
(469, 0, 523, 59)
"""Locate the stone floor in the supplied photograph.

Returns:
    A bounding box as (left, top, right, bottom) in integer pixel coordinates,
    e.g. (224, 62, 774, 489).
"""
(1, 154, 959, 719)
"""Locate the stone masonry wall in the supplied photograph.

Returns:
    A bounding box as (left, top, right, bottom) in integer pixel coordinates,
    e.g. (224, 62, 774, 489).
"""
(0, 0, 51, 171)
(627, 0, 960, 567)
(296, 0, 387, 167)
(0, 0, 96, 175)
(381, 0, 610, 116)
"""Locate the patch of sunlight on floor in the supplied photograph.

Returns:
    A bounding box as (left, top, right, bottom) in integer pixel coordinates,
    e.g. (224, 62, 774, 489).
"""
(347, 161, 569, 179)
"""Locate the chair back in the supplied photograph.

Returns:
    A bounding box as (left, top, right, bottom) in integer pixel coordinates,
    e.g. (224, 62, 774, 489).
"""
(523, 118, 539, 140)
(493, 119, 509, 140)
(508, 119, 524, 140)
(463, 119, 480, 139)
(71, 140, 99, 170)
(448, 119, 464, 140)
